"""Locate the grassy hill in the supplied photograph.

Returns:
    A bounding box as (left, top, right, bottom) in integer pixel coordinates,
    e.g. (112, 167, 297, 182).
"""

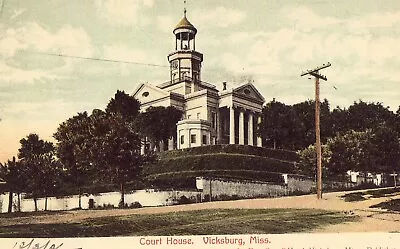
(142, 144, 299, 189)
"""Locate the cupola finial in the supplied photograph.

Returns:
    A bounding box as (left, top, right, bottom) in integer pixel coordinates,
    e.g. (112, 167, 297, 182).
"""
(183, 0, 187, 17)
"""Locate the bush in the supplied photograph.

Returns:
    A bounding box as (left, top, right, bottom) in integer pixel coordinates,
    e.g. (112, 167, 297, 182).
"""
(130, 201, 142, 208)
(342, 192, 367, 202)
(95, 203, 115, 210)
(176, 196, 194, 205)
(214, 194, 240, 201)
(144, 170, 285, 189)
(370, 199, 400, 211)
(144, 154, 294, 176)
(159, 144, 299, 162)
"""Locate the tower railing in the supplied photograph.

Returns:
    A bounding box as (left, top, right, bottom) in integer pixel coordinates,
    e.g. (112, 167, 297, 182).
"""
(158, 76, 216, 89)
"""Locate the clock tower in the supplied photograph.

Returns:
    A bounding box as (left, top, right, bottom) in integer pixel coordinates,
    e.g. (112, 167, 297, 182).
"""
(167, 9, 203, 87)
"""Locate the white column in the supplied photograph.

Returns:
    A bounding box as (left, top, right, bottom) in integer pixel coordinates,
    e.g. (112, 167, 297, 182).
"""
(239, 110, 244, 145)
(168, 137, 174, 150)
(216, 110, 222, 144)
(176, 130, 185, 149)
(248, 112, 254, 146)
(257, 115, 262, 147)
(188, 129, 191, 148)
(229, 107, 235, 144)
(140, 142, 145, 155)
(159, 141, 164, 152)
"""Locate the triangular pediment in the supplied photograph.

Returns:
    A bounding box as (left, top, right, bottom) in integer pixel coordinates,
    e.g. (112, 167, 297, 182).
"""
(233, 83, 265, 103)
(132, 83, 170, 104)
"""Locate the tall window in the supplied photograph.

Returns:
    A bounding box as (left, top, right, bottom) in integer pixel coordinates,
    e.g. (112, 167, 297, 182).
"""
(191, 134, 196, 144)
(180, 135, 184, 144)
(211, 112, 216, 128)
(202, 135, 207, 145)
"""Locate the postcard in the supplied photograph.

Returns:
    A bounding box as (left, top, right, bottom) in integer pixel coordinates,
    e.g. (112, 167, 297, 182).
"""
(0, 0, 400, 248)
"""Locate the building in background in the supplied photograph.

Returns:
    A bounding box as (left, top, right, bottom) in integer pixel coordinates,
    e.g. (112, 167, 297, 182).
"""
(134, 10, 265, 150)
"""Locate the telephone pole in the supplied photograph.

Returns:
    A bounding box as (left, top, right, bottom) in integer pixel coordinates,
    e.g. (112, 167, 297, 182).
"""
(301, 62, 331, 199)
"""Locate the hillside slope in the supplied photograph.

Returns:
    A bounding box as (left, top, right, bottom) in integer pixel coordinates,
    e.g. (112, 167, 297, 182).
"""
(142, 145, 300, 188)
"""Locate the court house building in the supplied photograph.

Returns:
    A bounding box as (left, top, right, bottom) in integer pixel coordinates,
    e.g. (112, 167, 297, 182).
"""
(133, 10, 265, 150)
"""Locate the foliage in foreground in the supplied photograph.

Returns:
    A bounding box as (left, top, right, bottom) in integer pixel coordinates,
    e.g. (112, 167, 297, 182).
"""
(298, 128, 400, 177)
(159, 144, 299, 162)
(144, 154, 295, 177)
(341, 188, 400, 202)
(0, 209, 358, 237)
(370, 199, 400, 211)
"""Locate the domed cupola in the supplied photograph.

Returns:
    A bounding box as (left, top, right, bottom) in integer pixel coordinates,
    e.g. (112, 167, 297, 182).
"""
(166, 9, 203, 92)
(173, 9, 197, 51)
(174, 9, 197, 35)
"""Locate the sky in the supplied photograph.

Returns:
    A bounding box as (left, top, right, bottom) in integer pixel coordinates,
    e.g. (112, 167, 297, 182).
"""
(1, 0, 400, 162)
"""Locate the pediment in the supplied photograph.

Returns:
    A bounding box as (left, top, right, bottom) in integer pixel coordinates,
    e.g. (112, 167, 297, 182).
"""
(132, 83, 170, 104)
(233, 83, 265, 103)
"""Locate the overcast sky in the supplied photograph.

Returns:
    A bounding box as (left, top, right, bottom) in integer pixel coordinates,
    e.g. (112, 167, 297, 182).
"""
(1, 0, 400, 162)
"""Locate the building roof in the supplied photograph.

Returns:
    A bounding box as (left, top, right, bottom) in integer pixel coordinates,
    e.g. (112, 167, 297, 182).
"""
(173, 11, 197, 33)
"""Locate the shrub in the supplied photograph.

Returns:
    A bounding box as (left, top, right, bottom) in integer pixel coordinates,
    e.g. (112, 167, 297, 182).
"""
(159, 144, 299, 162)
(130, 201, 142, 208)
(370, 199, 400, 211)
(144, 154, 294, 176)
(342, 192, 366, 202)
(176, 196, 194, 205)
(95, 203, 115, 210)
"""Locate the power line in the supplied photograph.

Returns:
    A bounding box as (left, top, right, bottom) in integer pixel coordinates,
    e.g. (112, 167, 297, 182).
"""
(14, 49, 169, 68)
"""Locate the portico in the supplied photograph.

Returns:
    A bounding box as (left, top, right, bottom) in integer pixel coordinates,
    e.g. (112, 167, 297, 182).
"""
(218, 83, 265, 147)
(220, 106, 262, 147)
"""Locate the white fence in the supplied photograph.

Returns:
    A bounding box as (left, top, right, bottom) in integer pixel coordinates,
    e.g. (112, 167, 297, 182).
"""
(0, 189, 199, 213)
(0, 174, 355, 213)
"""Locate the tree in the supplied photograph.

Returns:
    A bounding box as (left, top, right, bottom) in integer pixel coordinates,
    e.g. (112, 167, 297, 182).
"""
(326, 130, 375, 178)
(297, 144, 331, 177)
(259, 99, 297, 149)
(54, 111, 93, 209)
(370, 126, 400, 174)
(346, 101, 396, 132)
(54, 91, 144, 208)
(291, 99, 332, 149)
(330, 106, 349, 135)
(92, 112, 143, 207)
(105, 90, 140, 121)
(0, 157, 24, 212)
(18, 134, 60, 211)
(136, 106, 183, 151)
(298, 129, 389, 180)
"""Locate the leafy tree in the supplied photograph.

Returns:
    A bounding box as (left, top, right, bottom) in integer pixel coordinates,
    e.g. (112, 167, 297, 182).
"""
(326, 130, 375, 178)
(291, 99, 331, 149)
(298, 128, 395, 180)
(91, 112, 143, 207)
(54, 111, 93, 208)
(54, 91, 144, 208)
(0, 157, 24, 212)
(346, 101, 396, 132)
(297, 144, 331, 177)
(330, 106, 349, 135)
(18, 134, 60, 211)
(136, 106, 183, 151)
(105, 90, 140, 121)
(370, 126, 400, 174)
(259, 99, 297, 149)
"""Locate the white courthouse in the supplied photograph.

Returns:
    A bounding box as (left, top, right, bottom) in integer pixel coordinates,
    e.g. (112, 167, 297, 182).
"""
(134, 10, 265, 150)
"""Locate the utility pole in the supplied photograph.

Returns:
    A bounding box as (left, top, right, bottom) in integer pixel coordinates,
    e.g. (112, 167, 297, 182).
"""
(301, 62, 331, 199)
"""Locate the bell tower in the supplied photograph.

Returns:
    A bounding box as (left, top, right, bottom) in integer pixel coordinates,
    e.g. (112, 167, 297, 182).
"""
(167, 9, 203, 88)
